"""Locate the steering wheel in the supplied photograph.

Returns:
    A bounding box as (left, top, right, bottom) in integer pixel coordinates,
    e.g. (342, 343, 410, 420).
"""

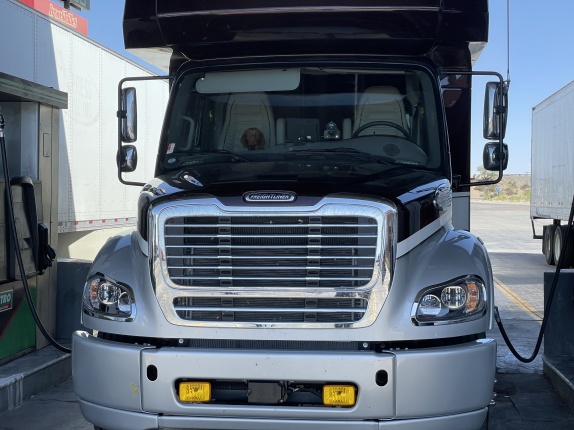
(352, 120, 410, 139)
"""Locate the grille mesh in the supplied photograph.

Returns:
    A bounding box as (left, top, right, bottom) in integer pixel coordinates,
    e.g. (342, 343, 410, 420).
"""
(165, 215, 377, 288)
(163, 214, 379, 323)
(173, 297, 369, 323)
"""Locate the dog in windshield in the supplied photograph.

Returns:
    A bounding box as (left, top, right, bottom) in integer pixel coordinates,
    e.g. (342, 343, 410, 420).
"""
(240, 127, 266, 150)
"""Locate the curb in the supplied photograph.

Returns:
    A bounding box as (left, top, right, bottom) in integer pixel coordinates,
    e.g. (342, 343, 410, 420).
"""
(543, 355, 574, 411)
(0, 346, 72, 413)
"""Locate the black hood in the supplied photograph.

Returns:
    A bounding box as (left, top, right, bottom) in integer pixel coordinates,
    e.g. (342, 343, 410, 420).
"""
(137, 164, 450, 243)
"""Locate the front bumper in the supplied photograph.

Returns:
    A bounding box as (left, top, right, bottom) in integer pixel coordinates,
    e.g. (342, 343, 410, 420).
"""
(73, 331, 495, 430)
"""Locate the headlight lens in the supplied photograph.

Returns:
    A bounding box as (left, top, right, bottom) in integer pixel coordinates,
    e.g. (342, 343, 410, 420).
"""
(413, 276, 486, 325)
(83, 275, 136, 321)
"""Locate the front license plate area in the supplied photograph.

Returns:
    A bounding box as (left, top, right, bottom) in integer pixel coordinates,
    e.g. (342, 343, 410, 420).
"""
(248, 381, 284, 404)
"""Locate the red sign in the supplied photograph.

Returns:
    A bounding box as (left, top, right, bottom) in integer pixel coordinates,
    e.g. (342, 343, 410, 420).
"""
(18, 0, 88, 36)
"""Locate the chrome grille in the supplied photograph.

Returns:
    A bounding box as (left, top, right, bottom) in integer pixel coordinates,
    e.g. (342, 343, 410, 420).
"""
(173, 297, 369, 323)
(164, 215, 378, 289)
(152, 198, 396, 328)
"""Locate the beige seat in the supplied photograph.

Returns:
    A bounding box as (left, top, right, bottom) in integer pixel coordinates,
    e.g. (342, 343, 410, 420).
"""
(219, 93, 275, 151)
(353, 86, 408, 138)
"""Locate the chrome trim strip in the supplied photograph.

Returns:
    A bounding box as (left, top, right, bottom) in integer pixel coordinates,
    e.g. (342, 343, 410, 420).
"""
(135, 231, 149, 257)
(396, 210, 451, 258)
(150, 196, 397, 329)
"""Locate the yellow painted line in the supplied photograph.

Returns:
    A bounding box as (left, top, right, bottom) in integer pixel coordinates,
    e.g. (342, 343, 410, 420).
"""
(494, 276, 544, 322)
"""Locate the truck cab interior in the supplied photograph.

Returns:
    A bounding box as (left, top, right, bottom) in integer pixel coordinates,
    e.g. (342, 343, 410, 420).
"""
(159, 67, 444, 183)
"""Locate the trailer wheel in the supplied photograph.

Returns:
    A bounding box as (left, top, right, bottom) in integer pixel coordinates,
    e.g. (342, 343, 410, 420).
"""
(543, 224, 556, 265)
(554, 225, 574, 268)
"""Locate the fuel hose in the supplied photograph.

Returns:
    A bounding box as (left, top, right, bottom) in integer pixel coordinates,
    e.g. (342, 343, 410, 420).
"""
(494, 194, 574, 363)
(0, 113, 71, 354)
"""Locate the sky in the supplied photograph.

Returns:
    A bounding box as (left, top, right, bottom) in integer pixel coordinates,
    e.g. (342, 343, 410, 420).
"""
(76, 0, 574, 175)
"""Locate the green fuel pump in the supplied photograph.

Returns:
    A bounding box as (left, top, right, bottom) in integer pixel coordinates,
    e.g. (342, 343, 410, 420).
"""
(0, 113, 64, 361)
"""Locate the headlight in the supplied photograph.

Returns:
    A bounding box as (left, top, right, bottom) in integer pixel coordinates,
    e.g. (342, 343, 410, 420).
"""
(412, 276, 486, 325)
(83, 274, 136, 321)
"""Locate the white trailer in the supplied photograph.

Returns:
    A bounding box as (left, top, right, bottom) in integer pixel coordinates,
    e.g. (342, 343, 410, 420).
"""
(531, 79, 574, 266)
(0, 0, 168, 259)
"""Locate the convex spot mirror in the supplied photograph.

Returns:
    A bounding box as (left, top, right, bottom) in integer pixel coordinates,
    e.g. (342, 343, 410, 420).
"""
(120, 87, 137, 143)
(118, 144, 138, 173)
(483, 82, 508, 140)
(483, 142, 508, 171)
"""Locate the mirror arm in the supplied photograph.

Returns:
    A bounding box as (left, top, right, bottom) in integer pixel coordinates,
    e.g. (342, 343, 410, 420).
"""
(117, 75, 172, 187)
(443, 70, 506, 188)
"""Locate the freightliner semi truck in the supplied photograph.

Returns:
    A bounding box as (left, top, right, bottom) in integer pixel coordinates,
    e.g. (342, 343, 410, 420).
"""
(72, 1, 509, 429)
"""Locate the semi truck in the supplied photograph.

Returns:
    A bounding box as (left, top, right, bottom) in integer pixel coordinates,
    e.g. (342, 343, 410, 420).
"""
(531, 79, 574, 267)
(72, 1, 509, 429)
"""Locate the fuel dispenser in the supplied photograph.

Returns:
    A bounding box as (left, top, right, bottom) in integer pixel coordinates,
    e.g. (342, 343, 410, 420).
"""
(0, 72, 65, 364)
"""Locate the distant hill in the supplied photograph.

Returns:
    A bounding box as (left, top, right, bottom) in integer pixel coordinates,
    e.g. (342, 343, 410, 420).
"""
(470, 174, 530, 202)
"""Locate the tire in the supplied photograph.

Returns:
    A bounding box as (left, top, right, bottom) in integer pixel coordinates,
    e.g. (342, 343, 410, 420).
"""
(543, 224, 556, 265)
(554, 225, 574, 268)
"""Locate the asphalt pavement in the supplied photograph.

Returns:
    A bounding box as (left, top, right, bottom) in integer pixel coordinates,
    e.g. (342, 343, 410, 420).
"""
(474, 201, 574, 429)
(1, 200, 573, 429)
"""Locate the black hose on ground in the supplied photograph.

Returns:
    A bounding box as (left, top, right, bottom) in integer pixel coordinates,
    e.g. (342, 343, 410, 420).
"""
(494, 194, 574, 363)
(0, 113, 71, 354)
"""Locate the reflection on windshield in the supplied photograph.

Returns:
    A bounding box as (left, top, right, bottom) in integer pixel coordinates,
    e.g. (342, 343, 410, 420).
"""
(162, 67, 443, 184)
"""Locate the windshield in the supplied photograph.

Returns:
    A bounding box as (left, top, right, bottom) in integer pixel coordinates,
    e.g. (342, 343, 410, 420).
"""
(160, 67, 444, 184)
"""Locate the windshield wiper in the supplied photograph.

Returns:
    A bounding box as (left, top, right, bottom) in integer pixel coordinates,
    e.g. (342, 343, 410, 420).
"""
(289, 147, 390, 164)
(191, 149, 250, 161)
(163, 149, 250, 171)
(344, 165, 419, 186)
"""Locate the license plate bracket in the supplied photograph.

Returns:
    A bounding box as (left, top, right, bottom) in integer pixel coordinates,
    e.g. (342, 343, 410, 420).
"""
(247, 381, 284, 404)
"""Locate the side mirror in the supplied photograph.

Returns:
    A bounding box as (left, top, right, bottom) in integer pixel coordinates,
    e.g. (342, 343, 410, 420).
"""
(483, 82, 508, 140)
(483, 142, 509, 171)
(117, 144, 138, 173)
(120, 87, 137, 143)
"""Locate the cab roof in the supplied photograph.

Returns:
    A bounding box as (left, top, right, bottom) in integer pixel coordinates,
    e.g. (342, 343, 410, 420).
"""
(123, 0, 488, 73)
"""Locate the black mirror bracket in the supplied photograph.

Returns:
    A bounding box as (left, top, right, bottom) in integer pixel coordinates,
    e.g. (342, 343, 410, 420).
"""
(443, 71, 509, 188)
(117, 75, 172, 187)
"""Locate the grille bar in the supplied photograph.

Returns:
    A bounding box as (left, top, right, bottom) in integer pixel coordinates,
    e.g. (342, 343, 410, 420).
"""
(165, 223, 376, 227)
(167, 265, 372, 270)
(162, 214, 380, 324)
(166, 234, 376, 238)
(163, 213, 378, 294)
(166, 255, 375, 260)
(173, 296, 369, 324)
(169, 276, 372, 281)
(174, 307, 364, 313)
(165, 245, 377, 249)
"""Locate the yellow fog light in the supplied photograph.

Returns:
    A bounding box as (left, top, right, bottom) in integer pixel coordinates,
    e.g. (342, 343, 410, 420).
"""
(322, 385, 356, 406)
(179, 382, 211, 402)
